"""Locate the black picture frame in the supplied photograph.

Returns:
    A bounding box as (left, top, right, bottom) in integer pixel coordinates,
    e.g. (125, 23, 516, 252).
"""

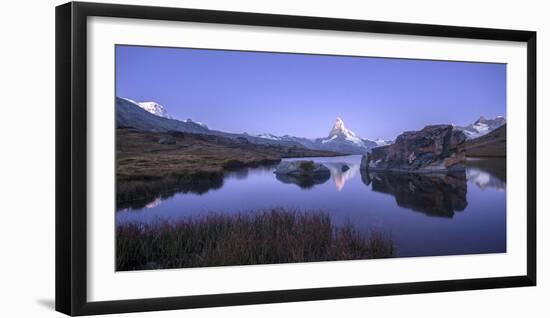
(55, 1, 537, 316)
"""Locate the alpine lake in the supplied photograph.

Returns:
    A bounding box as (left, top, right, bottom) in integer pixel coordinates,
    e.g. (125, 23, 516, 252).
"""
(116, 155, 506, 258)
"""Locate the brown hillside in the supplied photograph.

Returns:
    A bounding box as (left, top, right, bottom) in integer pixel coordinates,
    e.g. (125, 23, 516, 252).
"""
(464, 124, 506, 157)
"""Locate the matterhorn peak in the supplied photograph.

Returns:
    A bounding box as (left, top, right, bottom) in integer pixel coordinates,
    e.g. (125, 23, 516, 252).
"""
(320, 117, 371, 151)
(329, 117, 353, 138)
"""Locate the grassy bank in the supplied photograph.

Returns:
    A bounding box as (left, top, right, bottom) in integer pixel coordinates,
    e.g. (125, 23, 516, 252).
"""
(116, 208, 394, 271)
(117, 128, 340, 206)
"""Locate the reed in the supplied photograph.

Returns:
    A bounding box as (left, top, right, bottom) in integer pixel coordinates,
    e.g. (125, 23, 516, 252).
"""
(116, 208, 394, 271)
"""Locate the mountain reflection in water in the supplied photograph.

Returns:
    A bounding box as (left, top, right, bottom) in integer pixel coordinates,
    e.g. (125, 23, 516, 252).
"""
(465, 157, 506, 191)
(273, 160, 361, 191)
(324, 162, 360, 191)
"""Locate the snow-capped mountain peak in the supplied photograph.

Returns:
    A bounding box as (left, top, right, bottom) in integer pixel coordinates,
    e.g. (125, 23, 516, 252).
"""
(317, 117, 379, 153)
(456, 116, 506, 139)
(327, 117, 364, 144)
(137, 101, 172, 119)
(119, 97, 173, 119)
(119, 97, 210, 128)
(329, 117, 356, 138)
(254, 117, 379, 155)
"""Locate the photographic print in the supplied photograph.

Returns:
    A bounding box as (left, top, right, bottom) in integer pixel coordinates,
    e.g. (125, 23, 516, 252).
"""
(115, 45, 507, 271)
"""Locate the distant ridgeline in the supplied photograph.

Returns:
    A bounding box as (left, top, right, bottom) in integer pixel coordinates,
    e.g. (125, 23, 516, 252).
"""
(116, 96, 505, 157)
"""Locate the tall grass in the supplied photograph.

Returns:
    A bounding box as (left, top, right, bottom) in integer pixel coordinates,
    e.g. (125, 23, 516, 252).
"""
(116, 208, 394, 271)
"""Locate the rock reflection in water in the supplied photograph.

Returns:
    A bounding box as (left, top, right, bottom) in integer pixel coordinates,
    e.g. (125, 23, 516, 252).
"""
(361, 170, 468, 218)
(275, 173, 330, 189)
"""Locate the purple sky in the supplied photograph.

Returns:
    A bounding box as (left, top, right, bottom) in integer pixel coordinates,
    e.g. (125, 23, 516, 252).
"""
(116, 45, 506, 140)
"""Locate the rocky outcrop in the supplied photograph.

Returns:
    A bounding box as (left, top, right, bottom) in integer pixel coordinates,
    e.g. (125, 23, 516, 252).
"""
(274, 160, 331, 189)
(363, 125, 466, 173)
(274, 160, 330, 177)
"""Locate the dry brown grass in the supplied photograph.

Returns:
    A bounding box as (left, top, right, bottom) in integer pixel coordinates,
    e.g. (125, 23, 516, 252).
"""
(465, 124, 506, 157)
(116, 208, 394, 270)
(117, 129, 280, 182)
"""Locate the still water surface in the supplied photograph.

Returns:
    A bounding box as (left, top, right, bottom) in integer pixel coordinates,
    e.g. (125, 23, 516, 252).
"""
(116, 155, 506, 258)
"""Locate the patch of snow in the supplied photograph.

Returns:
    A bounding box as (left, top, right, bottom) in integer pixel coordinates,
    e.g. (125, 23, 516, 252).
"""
(186, 118, 208, 129)
(258, 133, 280, 140)
(374, 138, 391, 146)
(321, 135, 338, 144)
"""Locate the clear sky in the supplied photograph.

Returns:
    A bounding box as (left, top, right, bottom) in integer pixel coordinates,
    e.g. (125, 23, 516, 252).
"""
(116, 45, 506, 140)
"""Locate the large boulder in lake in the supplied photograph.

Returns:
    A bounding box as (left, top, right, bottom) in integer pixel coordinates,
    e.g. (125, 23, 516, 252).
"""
(274, 160, 330, 177)
(363, 125, 466, 173)
(274, 160, 331, 189)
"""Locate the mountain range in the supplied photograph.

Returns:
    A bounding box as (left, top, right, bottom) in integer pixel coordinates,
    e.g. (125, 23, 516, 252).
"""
(116, 97, 209, 134)
(255, 117, 388, 154)
(455, 116, 506, 139)
(116, 97, 304, 148)
(116, 96, 504, 155)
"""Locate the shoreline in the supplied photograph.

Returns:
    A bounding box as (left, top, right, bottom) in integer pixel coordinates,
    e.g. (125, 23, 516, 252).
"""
(116, 128, 345, 207)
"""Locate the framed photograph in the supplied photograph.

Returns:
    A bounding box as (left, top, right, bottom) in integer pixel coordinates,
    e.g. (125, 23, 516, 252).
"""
(56, 1, 536, 316)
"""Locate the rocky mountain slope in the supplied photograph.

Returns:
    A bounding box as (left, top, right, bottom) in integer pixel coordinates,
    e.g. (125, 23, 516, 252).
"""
(116, 97, 312, 149)
(116, 97, 209, 133)
(455, 116, 506, 139)
(464, 124, 506, 157)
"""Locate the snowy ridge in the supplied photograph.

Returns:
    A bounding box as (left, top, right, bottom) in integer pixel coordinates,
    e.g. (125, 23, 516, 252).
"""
(456, 116, 506, 139)
(119, 98, 173, 119)
(186, 118, 208, 129)
(257, 133, 281, 141)
(120, 97, 210, 128)
(257, 117, 379, 154)
(137, 101, 173, 119)
(374, 138, 393, 146)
